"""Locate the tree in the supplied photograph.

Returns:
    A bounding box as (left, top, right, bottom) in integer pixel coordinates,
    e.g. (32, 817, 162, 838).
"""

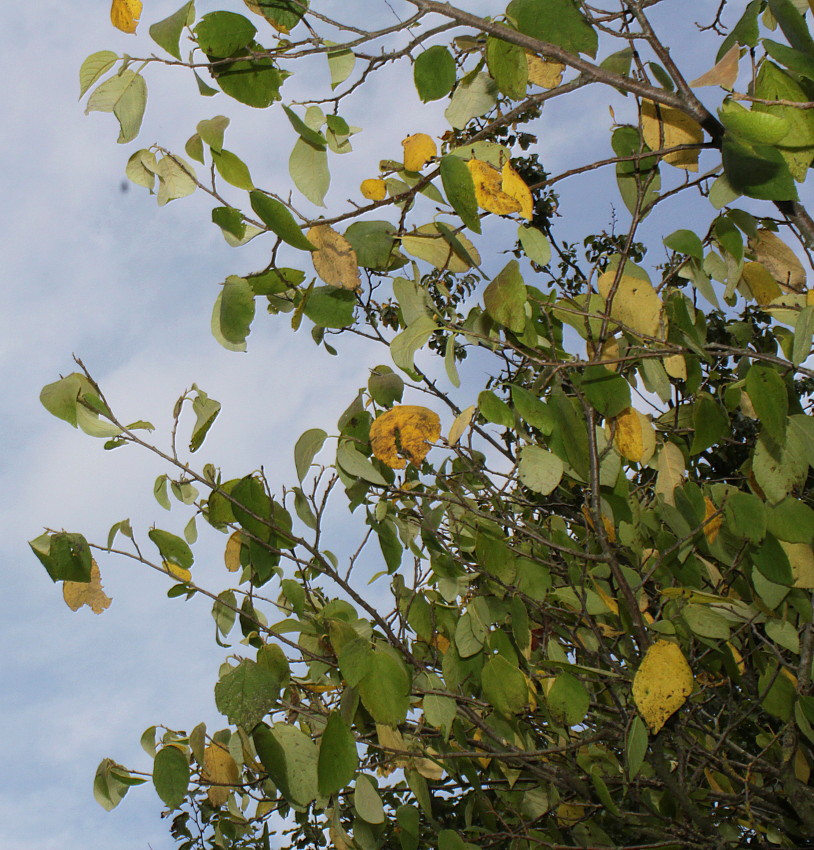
(29, 0, 814, 847)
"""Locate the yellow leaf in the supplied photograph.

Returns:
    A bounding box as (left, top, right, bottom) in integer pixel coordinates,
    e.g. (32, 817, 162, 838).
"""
(613, 407, 656, 464)
(62, 559, 112, 614)
(402, 133, 437, 172)
(597, 269, 664, 338)
(633, 640, 693, 733)
(203, 743, 240, 807)
(370, 405, 441, 469)
(111, 0, 142, 33)
(587, 334, 622, 370)
(467, 159, 521, 216)
(526, 54, 564, 88)
(556, 802, 585, 828)
(165, 562, 192, 582)
(412, 752, 444, 780)
(641, 100, 704, 171)
(430, 633, 450, 654)
(581, 504, 617, 543)
(741, 261, 782, 306)
(307, 225, 361, 290)
(448, 405, 475, 446)
(400, 223, 481, 272)
(726, 641, 745, 675)
(750, 229, 807, 292)
(501, 162, 533, 220)
(740, 390, 758, 419)
(655, 442, 685, 507)
(703, 497, 722, 544)
(224, 531, 243, 572)
(663, 354, 686, 380)
(781, 541, 814, 588)
(360, 178, 387, 201)
(689, 44, 740, 90)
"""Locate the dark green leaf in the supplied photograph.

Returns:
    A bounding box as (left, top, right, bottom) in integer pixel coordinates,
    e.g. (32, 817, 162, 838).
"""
(153, 746, 189, 809)
(303, 286, 356, 328)
(250, 191, 316, 251)
(414, 45, 457, 102)
(578, 365, 630, 418)
(752, 534, 794, 585)
(440, 155, 481, 234)
(722, 136, 798, 201)
(486, 36, 528, 100)
(148, 529, 194, 569)
(212, 46, 286, 108)
(664, 228, 704, 260)
(507, 0, 598, 57)
(345, 221, 402, 270)
(220, 276, 256, 345)
(746, 363, 788, 446)
(283, 105, 327, 149)
(483, 260, 527, 333)
(149, 1, 194, 60)
(358, 648, 411, 725)
(195, 12, 257, 58)
(253, 722, 318, 807)
(212, 206, 245, 240)
(29, 532, 93, 583)
(318, 712, 358, 796)
(690, 392, 729, 454)
(767, 497, 814, 543)
(481, 653, 528, 716)
(190, 387, 221, 452)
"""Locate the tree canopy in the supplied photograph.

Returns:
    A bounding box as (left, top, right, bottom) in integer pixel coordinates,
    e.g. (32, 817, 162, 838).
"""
(30, 0, 814, 848)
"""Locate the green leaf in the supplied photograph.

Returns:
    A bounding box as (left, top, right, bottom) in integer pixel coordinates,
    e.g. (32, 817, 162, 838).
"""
(358, 649, 411, 726)
(414, 45, 457, 102)
(445, 72, 498, 130)
(518, 446, 564, 494)
(212, 206, 245, 240)
(155, 155, 197, 206)
(683, 604, 730, 640)
(126, 149, 158, 191)
(253, 722, 318, 807)
(767, 0, 814, 58)
(250, 191, 316, 251)
(766, 497, 814, 543)
(338, 638, 373, 687)
(719, 100, 789, 145)
(793, 304, 814, 366)
(29, 532, 93, 583)
(486, 36, 528, 100)
(746, 363, 788, 446)
(478, 390, 514, 427)
(149, 1, 195, 60)
(251, 0, 308, 33)
(481, 653, 528, 716)
(626, 716, 648, 780)
(664, 228, 704, 260)
(231, 475, 273, 541)
(190, 387, 221, 452)
(195, 12, 256, 57)
(295, 429, 327, 481)
(763, 38, 814, 82)
(303, 286, 356, 328)
(85, 70, 147, 144)
(511, 385, 553, 433)
(40, 373, 88, 427)
(153, 746, 190, 809)
(483, 260, 527, 333)
(212, 149, 254, 190)
(345, 221, 401, 270)
(327, 45, 355, 89)
(391, 315, 438, 375)
(211, 47, 286, 108)
(578, 365, 631, 418)
(368, 366, 404, 408)
(549, 389, 589, 479)
(149, 529, 194, 569)
(214, 659, 280, 730)
(690, 392, 729, 454)
(547, 673, 589, 726)
(79, 51, 117, 98)
(752, 534, 794, 585)
(318, 713, 358, 796)
(289, 138, 330, 207)
(94, 758, 130, 811)
(440, 155, 481, 234)
(354, 774, 385, 824)
(336, 441, 388, 486)
(518, 225, 551, 265)
(154, 474, 171, 511)
(753, 428, 809, 502)
(507, 0, 598, 57)
(219, 276, 256, 345)
(248, 267, 304, 295)
(722, 135, 798, 201)
(725, 491, 767, 543)
(197, 115, 229, 151)
(283, 105, 327, 149)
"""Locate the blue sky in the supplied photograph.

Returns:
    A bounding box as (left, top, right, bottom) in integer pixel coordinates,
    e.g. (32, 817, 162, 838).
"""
(0, 1, 782, 847)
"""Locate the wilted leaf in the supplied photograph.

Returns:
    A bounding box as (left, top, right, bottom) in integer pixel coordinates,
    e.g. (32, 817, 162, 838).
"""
(632, 640, 693, 733)
(307, 225, 361, 290)
(361, 178, 387, 200)
(448, 405, 475, 446)
(501, 162, 533, 220)
(750, 229, 807, 292)
(703, 497, 723, 544)
(63, 559, 112, 614)
(224, 531, 242, 572)
(467, 158, 531, 217)
(402, 133, 437, 172)
(641, 100, 704, 170)
(597, 269, 664, 338)
(527, 54, 564, 88)
(613, 407, 656, 464)
(370, 405, 441, 469)
(111, 0, 142, 33)
(690, 44, 740, 89)
(203, 744, 239, 807)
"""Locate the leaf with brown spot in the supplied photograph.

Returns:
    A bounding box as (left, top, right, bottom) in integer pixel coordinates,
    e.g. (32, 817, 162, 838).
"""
(402, 133, 437, 172)
(63, 560, 112, 614)
(641, 100, 704, 171)
(370, 405, 441, 469)
(632, 640, 693, 733)
(750, 229, 807, 292)
(466, 159, 521, 216)
(307, 225, 361, 290)
(203, 743, 240, 807)
(501, 162, 533, 220)
(526, 54, 564, 88)
(689, 44, 740, 90)
(111, 0, 142, 33)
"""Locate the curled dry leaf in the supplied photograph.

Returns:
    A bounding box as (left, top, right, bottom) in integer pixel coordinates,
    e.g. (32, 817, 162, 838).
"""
(466, 158, 532, 218)
(750, 229, 807, 292)
(370, 405, 441, 469)
(612, 407, 656, 464)
(689, 44, 740, 90)
(63, 559, 112, 614)
(110, 0, 142, 33)
(527, 54, 564, 89)
(360, 179, 387, 201)
(448, 405, 476, 446)
(597, 269, 664, 338)
(402, 133, 437, 172)
(632, 639, 694, 733)
(641, 100, 704, 171)
(307, 225, 361, 290)
(203, 743, 240, 807)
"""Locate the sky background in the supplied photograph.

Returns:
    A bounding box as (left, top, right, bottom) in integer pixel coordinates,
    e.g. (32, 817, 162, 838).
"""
(0, 1, 784, 848)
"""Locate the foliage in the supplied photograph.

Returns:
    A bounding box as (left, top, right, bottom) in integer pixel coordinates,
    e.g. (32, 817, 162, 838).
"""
(33, 0, 814, 848)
